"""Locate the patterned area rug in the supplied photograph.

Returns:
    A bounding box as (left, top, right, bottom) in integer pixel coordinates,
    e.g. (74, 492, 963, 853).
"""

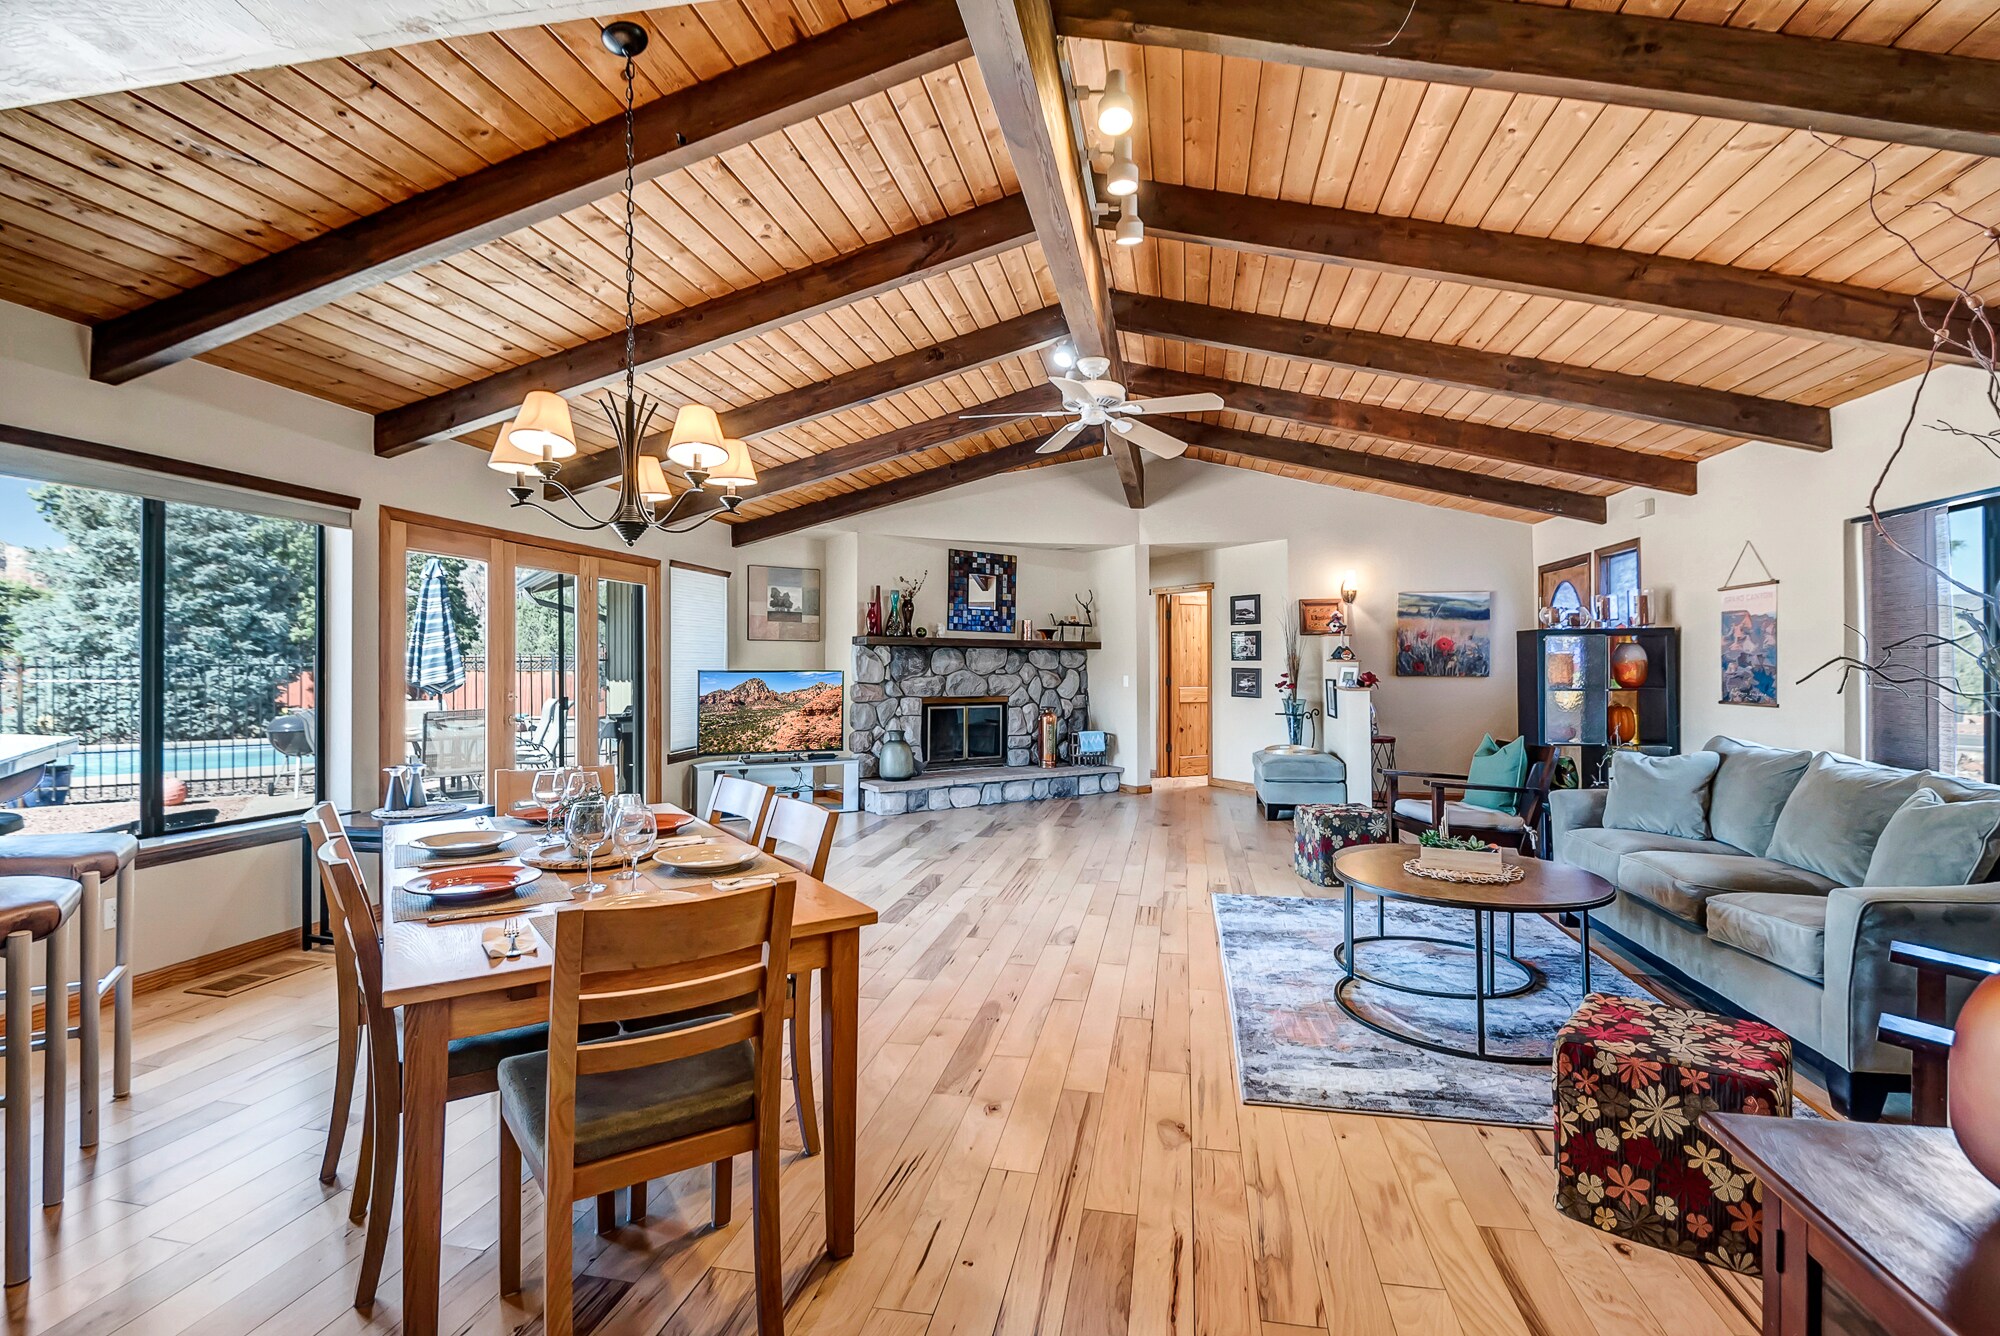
(1213, 891, 1652, 1126)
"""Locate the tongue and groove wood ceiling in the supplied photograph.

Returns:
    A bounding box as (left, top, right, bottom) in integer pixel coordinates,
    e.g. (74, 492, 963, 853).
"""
(3, 0, 1999, 539)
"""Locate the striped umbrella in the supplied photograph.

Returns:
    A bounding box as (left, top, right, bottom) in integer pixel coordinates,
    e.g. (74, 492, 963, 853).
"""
(406, 557, 465, 699)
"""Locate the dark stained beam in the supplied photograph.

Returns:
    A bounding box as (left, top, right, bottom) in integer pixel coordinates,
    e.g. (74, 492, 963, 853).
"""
(1160, 420, 1608, 522)
(1056, 0, 2000, 158)
(550, 306, 1066, 492)
(1124, 366, 1697, 494)
(958, 0, 1144, 507)
(1116, 292, 1832, 450)
(89, 0, 972, 384)
(1127, 180, 1943, 358)
(731, 430, 1102, 544)
(374, 194, 1033, 455)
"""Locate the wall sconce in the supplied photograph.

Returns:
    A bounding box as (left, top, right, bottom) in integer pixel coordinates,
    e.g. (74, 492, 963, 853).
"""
(1341, 571, 1360, 606)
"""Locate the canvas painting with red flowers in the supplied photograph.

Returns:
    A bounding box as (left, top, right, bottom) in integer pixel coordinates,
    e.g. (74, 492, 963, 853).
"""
(1395, 591, 1493, 676)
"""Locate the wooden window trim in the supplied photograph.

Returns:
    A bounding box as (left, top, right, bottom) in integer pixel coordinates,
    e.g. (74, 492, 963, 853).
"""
(670, 558, 732, 580)
(136, 814, 300, 868)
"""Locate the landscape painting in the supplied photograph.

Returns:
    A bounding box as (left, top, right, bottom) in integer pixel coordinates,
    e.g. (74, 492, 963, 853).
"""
(696, 670, 844, 755)
(747, 564, 821, 642)
(1395, 591, 1493, 677)
(1720, 584, 1779, 705)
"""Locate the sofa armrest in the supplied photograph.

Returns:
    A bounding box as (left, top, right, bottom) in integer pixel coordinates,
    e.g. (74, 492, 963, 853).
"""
(1548, 788, 1607, 862)
(1821, 882, 2000, 1075)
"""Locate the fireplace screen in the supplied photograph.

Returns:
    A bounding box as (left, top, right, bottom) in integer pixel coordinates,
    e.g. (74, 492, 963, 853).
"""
(925, 698, 1006, 767)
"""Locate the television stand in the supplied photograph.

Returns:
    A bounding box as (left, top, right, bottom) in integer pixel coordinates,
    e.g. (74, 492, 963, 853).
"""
(689, 753, 860, 816)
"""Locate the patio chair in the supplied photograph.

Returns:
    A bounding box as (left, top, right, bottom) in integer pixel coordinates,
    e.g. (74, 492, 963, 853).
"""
(421, 710, 487, 800)
(513, 696, 569, 769)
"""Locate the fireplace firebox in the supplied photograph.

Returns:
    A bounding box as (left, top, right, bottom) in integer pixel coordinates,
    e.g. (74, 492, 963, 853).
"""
(923, 697, 1007, 768)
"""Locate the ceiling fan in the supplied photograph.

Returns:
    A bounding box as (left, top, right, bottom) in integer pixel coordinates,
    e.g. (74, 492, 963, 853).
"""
(959, 356, 1223, 458)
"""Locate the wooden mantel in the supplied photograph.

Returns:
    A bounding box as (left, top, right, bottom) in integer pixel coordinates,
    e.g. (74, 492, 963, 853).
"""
(852, 636, 1103, 651)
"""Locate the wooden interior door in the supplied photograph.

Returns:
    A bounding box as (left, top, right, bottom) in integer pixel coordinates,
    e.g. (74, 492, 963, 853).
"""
(1158, 588, 1211, 777)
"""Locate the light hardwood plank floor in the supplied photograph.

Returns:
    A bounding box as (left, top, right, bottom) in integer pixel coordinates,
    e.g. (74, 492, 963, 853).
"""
(2, 784, 1766, 1336)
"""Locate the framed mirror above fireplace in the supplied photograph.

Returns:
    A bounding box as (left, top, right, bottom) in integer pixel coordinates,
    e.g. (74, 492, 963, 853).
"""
(925, 696, 1007, 768)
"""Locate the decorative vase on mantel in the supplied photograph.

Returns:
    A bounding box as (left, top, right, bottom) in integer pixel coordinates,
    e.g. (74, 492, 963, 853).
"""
(876, 729, 917, 781)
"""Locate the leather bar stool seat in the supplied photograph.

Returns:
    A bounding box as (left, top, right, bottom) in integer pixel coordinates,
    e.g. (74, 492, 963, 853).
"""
(0, 834, 137, 881)
(0, 876, 80, 939)
(0, 873, 81, 1286)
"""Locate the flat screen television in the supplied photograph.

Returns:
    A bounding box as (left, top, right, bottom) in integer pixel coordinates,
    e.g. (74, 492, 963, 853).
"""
(696, 670, 844, 756)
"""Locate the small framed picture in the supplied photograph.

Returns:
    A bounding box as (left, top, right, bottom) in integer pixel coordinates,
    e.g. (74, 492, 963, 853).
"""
(1298, 598, 1345, 636)
(1321, 679, 1339, 717)
(1229, 629, 1262, 661)
(1230, 594, 1261, 626)
(1230, 667, 1261, 698)
(1337, 663, 1362, 689)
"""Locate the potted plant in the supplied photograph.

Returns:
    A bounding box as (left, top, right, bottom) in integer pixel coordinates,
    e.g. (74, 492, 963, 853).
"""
(1415, 830, 1506, 876)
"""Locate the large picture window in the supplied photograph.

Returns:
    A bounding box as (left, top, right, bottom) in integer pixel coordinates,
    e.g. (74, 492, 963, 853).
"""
(0, 473, 325, 838)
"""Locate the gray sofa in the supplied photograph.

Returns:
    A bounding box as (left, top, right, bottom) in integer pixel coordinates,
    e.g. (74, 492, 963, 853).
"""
(1551, 736, 2000, 1118)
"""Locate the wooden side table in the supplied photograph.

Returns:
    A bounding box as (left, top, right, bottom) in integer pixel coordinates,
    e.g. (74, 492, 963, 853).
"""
(1702, 1115, 2000, 1335)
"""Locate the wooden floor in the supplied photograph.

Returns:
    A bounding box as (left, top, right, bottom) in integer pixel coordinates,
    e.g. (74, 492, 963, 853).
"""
(4, 782, 1766, 1336)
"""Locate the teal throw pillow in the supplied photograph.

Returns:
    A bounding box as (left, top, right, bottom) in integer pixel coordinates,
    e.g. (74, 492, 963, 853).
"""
(1463, 734, 1527, 813)
(1864, 788, 2000, 887)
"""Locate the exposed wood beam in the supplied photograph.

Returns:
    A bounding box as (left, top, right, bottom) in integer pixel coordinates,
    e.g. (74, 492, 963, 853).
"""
(373, 195, 1033, 456)
(1128, 180, 1943, 357)
(731, 430, 1103, 544)
(1055, 0, 2000, 159)
(550, 307, 1067, 492)
(1125, 367, 1697, 494)
(1116, 293, 1832, 450)
(88, 0, 972, 384)
(959, 0, 1144, 507)
(1159, 421, 1608, 522)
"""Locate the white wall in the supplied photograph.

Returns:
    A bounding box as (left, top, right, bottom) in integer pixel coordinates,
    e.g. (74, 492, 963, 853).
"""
(1086, 544, 1149, 781)
(729, 533, 829, 673)
(1531, 364, 2000, 757)
(1206, 541, 1291, 784)
(0, 300, 736, 974)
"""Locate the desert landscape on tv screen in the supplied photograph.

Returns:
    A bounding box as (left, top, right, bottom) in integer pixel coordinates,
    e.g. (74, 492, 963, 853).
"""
(697, 671, 843, 754)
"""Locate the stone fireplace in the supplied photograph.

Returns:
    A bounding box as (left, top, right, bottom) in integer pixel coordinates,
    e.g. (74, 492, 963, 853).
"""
(849, 642, 1090, 778)
(923, 697, 1006, 768)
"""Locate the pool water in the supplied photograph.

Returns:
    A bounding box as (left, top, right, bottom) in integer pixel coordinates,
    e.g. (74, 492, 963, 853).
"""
(68, 740, 299, 782)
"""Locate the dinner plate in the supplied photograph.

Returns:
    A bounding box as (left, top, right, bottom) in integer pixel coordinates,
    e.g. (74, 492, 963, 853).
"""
(651, 810, 695, 834)
(410, 828, 509, 858)
(404, 862, 539, 899)
(652, 843, 758, 876)
(510, 802, 553, 822)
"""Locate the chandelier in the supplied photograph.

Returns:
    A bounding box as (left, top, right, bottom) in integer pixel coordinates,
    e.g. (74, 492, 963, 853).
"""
(486, 21, 754, 545)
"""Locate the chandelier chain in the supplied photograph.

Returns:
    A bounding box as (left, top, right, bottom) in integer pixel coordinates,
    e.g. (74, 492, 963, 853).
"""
(621, 50, 638, 413)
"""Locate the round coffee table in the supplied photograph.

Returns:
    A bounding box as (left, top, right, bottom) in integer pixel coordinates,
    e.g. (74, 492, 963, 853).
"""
(1329, 844, 1616, 1064)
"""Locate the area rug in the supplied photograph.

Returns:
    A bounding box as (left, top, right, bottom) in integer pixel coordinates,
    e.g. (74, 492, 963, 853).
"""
(1213, 892, 1652, 1126)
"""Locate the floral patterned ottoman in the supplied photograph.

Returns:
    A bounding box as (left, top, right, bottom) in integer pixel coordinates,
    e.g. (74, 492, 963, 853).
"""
(1554, 993, 1791, 1275)
(1292, 803, 1391, 886)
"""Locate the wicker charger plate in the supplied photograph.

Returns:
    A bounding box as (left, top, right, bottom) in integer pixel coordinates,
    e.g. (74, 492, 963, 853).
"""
(1401, 858, 1526, 886)
(520, 842, 655, 872)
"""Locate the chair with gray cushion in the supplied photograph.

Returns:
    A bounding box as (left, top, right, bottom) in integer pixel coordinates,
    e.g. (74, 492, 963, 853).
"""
(1386, 742, 1555, 853)
(0, 874, 79, 1285)
(1250, 748, 1347, 820)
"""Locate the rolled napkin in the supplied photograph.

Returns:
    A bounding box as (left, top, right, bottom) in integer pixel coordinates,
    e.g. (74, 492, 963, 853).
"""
(481, 919, 537, 959)
(654, 834, 708, 849)
(711, 874, 777, 892)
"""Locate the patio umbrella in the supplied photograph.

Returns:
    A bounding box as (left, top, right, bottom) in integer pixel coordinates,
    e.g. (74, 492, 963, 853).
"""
(406, 558, 465, 699)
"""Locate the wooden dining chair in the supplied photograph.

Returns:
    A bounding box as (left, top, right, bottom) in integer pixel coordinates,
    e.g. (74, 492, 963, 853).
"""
(761, 796, 837, 1156)
(305, 803, 366, 1193)
(491, 764, 618, 814)
(704, 775, 775, 844)
(497, 881, 797, 1336)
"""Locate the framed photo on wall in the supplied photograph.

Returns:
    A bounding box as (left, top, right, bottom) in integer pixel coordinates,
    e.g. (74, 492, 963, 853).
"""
(1231, 667, 1261, 698)
(746, 564, 822, 642)
(1229, 594, 1261, 626)
(1230, 629, 1262, 661)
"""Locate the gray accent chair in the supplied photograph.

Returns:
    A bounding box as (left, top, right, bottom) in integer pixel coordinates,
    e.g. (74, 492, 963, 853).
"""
(1551, 736, 2000, 1119)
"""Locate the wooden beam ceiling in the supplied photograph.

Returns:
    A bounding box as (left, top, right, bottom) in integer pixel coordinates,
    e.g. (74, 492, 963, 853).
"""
(1157, 421, 1610, 522)
(730, 430, 1104, 544)
(1115, 293, 1834, 450)
(550, 307, 1067, 493)
(87, 0, 973, 384)
(959, 0, 1145, 507)
(373, 194, 1034, 455)
(1130, 181, 1945, 358)
(1123, 367, 1698, 494)
(1055, 0, 2000, 158)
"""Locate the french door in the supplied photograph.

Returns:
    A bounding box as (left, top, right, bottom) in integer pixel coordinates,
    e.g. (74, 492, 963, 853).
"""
(381, 509, 662, 804)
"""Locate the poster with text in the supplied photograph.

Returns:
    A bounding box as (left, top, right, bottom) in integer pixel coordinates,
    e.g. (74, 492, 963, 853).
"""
(1719, 583, 1778, 706)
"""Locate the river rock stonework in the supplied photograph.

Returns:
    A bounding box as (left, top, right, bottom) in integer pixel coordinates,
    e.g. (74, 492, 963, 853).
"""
(850, 643, 1090, 778)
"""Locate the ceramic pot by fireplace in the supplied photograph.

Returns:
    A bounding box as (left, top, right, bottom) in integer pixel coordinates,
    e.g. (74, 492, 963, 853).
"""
(876, 729, 917, 781)
(1951, 972, 2000, 1188)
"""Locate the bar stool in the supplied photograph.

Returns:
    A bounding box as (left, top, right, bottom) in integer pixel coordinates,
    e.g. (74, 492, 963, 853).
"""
(0, 874, 79, 1286)
(0, 835, 137, 1147)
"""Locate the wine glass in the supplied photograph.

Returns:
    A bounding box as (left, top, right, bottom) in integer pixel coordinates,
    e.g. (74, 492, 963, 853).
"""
(565, 795, 611, 896)
(531, 770, 562, 843)
(609, 796, 656, 886)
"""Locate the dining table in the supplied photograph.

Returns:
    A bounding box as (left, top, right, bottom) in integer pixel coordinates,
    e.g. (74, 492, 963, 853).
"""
(376, 801, 877, 1336)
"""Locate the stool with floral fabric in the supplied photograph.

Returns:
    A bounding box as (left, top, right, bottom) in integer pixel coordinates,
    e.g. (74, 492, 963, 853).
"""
(1554, 993, 1791, 1275)
(1291, 802, 1391, 886)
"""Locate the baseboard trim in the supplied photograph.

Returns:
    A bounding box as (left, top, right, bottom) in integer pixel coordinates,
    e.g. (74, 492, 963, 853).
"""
(1210, 778, 1254, 794)
(32, 928, 300, 1033)
(1120, 784, 1153, 795)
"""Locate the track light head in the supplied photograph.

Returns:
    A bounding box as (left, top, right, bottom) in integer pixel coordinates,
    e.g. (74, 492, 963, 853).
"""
(1106, 136, 1139, 197)
(1096, 69, 1135, 136)
(1114, 194, 1143, 246)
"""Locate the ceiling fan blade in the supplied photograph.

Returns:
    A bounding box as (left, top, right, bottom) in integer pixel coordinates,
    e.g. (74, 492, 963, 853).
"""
(1049, 375, 1097, 409)
(1035, 420, 1088, 454)
(1114, 418, 1190, 459)
(1115, 392, 1226, 415)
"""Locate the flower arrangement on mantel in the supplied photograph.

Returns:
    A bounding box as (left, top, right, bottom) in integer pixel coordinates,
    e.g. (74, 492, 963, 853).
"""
(1415, 830, 1505, 875)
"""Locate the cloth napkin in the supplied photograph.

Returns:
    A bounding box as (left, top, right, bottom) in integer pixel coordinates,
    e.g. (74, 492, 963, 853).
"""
(481, 919, 538, 959)
(710, 874, 777, 892)
(654, 834, 709, 850)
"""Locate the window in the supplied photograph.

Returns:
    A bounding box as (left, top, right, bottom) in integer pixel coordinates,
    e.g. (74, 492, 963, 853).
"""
(1596, 542, 1641, 620)
(0, 473, 325, 838)
(669, 562, 729, 756)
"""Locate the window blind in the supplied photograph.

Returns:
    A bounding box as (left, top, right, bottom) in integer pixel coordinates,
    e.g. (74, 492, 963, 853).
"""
(1862, 506, 1950, 770)
(669, 564, 729, 753)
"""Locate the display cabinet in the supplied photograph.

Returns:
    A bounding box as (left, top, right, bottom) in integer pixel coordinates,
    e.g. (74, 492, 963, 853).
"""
(1516, 627, 1680, 785)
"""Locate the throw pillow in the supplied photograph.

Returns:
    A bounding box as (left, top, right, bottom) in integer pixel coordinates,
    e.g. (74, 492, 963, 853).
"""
(1865, 788, 2000, 887)
(1462, 735, 1527, 813)
(1766, 753, 1924, 887)
(1600, 750, 1721, 840)
(1704, 735, 1813, 856)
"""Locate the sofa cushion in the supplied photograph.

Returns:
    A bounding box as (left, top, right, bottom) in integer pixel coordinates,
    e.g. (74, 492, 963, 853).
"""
(1601, 750, 1721, 840)
(1620, 851, 1837, 928)
(1462, 735, 1526, 813)
(1864, 787, 2000, 887)
(1707, 893, 1829, 982)
(1765, 753, 1923, 886)
(1393, 797, 1526, 833)
(1919, 771, 2000, 804)
(1705, 736, 1813, 857)
(1559, 826, 1741, 885)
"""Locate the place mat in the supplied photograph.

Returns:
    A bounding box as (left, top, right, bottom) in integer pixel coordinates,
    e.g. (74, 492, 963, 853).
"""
(390, 869, 575, 924)
(371, 801, 470, 822)
(401, 832, 537, 867)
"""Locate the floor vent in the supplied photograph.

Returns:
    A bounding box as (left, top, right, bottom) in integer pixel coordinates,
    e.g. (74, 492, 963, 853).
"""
(186, 957, 315, 998)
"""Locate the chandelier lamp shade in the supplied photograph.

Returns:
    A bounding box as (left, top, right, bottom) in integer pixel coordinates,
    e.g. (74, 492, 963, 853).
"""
(486, 20, 754, 545)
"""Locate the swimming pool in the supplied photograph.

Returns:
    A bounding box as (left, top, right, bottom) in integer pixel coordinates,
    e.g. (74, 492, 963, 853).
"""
(67, 740, 299, 783)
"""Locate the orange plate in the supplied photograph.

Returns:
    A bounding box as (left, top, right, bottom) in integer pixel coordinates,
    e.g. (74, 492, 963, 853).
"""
(651, 810, 695, 833)
(405, 862, 538, 900)
(511, 803, 552, 822)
